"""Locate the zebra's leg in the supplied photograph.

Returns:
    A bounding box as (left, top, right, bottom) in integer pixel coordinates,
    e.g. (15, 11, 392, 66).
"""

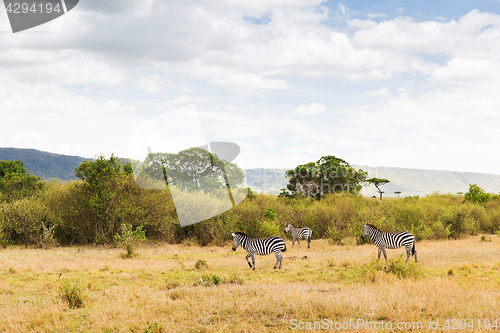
(251, 253, 256, 270)
(292, 235, 295, 247)
(245, 254, 252, 268)
(307, 237, 310, 248)
(382, 247, 388, 261)
(377, 247, 382, 260)
(274, 250, 283, 269)
(405, 245, 411, 262)
(297, 238, 301, 248)
(414, 248, 418, 262)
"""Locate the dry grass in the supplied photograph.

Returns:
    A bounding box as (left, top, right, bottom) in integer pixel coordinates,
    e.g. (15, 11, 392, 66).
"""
(0, 236, 500, 332)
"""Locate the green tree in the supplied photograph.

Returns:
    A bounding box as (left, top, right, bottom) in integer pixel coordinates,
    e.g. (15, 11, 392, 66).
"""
(141, 147, 245, 194)
(366, 178, 390, 200)
(464, 184, 490, 203)
(75, 154, 133, 243)
(0, 160, 44, 201)
(283, 156, 367, 199)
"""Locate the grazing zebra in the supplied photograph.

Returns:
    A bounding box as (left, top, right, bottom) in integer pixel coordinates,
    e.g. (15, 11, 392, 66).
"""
(231, 232, 286, 270)
(361, 223, 417, 262)
(284, 223, 312, 248)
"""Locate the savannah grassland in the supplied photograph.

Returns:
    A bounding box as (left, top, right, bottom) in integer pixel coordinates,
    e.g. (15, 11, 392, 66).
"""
(1, 235, 500, 332)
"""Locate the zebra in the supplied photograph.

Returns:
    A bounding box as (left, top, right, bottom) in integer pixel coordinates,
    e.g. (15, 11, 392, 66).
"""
(231, 232, 286, 270)
(284, 223, 312, 248)
(361, 223, 417, 262)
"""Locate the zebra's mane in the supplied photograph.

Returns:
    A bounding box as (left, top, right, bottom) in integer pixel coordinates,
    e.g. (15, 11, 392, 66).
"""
(233, 231, 247, 237)
(366, 223, 381, 232)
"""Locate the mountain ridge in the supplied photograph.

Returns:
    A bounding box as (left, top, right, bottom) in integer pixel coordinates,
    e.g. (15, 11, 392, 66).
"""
(0, 147, 89, 181)
(2, 148, 500, 196)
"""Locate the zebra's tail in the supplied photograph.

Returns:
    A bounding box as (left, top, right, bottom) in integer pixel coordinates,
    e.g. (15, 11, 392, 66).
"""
(411, 241, 415, 256)
(309, 229, 312, 242)
(281, 243, 287, 252)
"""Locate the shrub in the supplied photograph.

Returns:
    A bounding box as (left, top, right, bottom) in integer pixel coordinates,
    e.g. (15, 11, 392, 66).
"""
(144, 321, 163, 333)
(195, 274, 243, 287)
(59, 279, 84, 309)
(357, 257, 422, 281)
(194, 259, 208, 270)
(114, 224, 147, 258)
(37, 223, 58, 249)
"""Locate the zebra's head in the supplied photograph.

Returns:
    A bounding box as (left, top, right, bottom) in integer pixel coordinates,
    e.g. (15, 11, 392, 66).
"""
(361, 223, 370, 239)
(231, 232, 241, 251)
(284, 223, 291, 233)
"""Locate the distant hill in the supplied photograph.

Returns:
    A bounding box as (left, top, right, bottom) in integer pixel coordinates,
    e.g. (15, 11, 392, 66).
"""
(245, 166, 500, 197)
(0, 148, 88, 181)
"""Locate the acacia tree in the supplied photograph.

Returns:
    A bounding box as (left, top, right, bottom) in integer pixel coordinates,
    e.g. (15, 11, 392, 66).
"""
(283, 156, 367, 199)
(367, 178, 390, 200)
(140, 147, 245, 193)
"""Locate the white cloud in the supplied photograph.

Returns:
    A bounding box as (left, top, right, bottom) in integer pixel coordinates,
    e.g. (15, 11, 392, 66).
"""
(3, 3, 500, 174)
(293, 102, 327, 115)
(430, 57, 499, 83)
(0, 81, 143, 158)
(367, 13, 387, 20)
(206, 71, 289, 96)
(261, 137, 277, 147)
(0, 50, 126, 85)
(98, 99, 136, 114)
(352, 10, 500, 59)
(336, 3, 353, 21)
(331, 83, 500, 173)
(366, 88, 392, 98)
(138, 75, 162, 93)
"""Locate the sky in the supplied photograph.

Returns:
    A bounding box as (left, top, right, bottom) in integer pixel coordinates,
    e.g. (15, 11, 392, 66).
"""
(1, 0, 500, 174)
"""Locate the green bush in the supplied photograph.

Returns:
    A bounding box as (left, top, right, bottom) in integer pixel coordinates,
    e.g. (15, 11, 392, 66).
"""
(114, 224, 147, 258)
(359, 257, 422, 281)
(59, 279, 84, 309)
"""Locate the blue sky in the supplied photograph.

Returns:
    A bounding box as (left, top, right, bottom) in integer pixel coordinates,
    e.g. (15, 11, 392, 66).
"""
(1, 0, 500, 174)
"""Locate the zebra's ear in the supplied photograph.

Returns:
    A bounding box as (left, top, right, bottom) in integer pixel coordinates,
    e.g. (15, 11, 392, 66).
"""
(231, 233, 236, 237)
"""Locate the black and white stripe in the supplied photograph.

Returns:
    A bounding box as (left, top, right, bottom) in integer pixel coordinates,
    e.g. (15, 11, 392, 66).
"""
(284, 223, 312, 248)
(361, 223, 417, 262)
(231, 232, 286, 270)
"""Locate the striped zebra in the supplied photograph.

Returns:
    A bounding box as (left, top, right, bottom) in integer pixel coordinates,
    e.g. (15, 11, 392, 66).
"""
(361, 223, 417, 262)
(284, 223, 312, 248)
(231, 232, 286, 270)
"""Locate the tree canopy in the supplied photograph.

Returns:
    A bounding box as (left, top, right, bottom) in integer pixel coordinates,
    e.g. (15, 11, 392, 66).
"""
(138, 147, 245, 193)
(282, 155, 367, 199)
(75, 154, 133, 243)
(366, 177, 390, 200)
(464, 184, 490, 203)
(0, 160, 44, 201)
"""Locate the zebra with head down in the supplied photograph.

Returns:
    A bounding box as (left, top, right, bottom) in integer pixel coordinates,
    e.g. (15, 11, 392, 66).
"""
(284, 223, 312, 248)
